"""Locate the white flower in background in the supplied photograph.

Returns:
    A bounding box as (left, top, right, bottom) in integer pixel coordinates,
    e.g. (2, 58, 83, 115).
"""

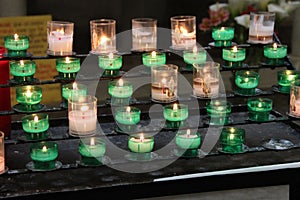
(209, 2, 228, 12)
(268, 0, 300, 20)
(234, 14, 250, 28)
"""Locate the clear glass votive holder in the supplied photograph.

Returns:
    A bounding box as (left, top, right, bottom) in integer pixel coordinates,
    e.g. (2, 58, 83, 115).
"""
(235, 70, 260, 96)
(206, 100, 232, 125)
(9, 60, 36, 83)
(221, 127, 245, 153)
(132, 18, 157, 52)
(47, 21, 74, 56)
(90, 19, 116, 54)
(79, 137, 106, 166)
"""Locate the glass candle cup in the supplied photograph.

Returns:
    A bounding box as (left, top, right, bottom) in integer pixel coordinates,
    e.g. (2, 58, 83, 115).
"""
(142, 51, 166, 67)
(277, 70, 300, 93)
(248, 12, 275, 44)
(47, 21, 74, 56)
(193, 62, 220, 98)
(220, 127, 245, 153)
(30, 141, 58, 170)
(247, 97, 273, 122)
(128, 133, 154, 153)
(9, 60, 36, 83)
(90, 19, 116, 54)
(0, 132, 5, 174)
(15, 85, 43, 112)
(98, 53, 122, 76)
(114, 106, 141, 133)
(222, 46, 246, 68)
(263, 43, 287, 65)
(68, 95, 98, 137)
(206, 100, 232, 125)
(4, 34, 29, 57)
(151, 64, 178, 103)
(175, 129, 201, 157)
(235, 70, 260, 96)
(79, 137, 106, 166)
(163, 103, 188, 128)
(212, 27, 235, 47)
(183, 46, 207, 70)
(56, 57, 80, 79)
(108, 79, 133, 106)
(22, 113, 49, 140)
(170, 15, 196, 50)
(289, 79, 300, 117)
(62, 82, 88, 108)
(132, 18, 157, 52)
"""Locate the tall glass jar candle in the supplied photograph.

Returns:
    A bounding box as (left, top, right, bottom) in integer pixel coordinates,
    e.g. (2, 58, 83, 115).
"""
(4, 34, 29, 57)
(79, 137, 106, 166)
(235, 70, 259, 96)
(56, 57, 80, 79)
(90, 19, 116, 54)
(108, 79, 133, 106)
(212, 27, 235, 47)
(9, 60, 36, 83)
(132, 18, 157, 52)
(163, 103, 188, 129)
(248, 12, 275, 44)
(22, 113, 49, 140)
(114, 106, 141, 133)
(247, 97, 273, 122)
(263, 43, 287, 65)
(62, 82, 88, 108)
(47, 21, 74, 56)
(68, 95, 98, 137)
(222, 46, 246, 68)
(289, 79, 300, 117)
(220, 127, 245, 153)
(206, 100, 232, 125)
(277, 70, 300, 94)
(193, 62, 220, 98)
(170, 15, 196, 50)
(98, 52, 122, 76)
(175, 129, 201, 157)
(15, 85, 43, 112)
(29, 141, 59, 170)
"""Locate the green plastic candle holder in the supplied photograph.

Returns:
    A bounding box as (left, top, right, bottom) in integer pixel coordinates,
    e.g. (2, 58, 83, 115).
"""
(98, 53, 122, 77)
(108, 79, 133, 106)
(206, 100, 232, 125)
(220, 127, 245, 153)
(114, 106, 141, 133)
(79, 137, 106, 166)
(183, 47, 206, 71)
(163, 103, 188, 129)
(56, 57, 80, 80)
(4, 34, 29, 57)
(142, 51, 166, 67)
(9, 60, 36, 83)
(175, 129, 201, 157)
(235, 70, 259, 96)
(212, 27, 234, 47)
(263, 43, 287, 65)
(61, 82, 88, 108)
(28, 141, 60, 171)
(247, 97, 273, 122)
(22, 113, 49, 140)
(15, 85, 43, 112)
(222, 46, 246, 68)
(277, 70, 300, 94)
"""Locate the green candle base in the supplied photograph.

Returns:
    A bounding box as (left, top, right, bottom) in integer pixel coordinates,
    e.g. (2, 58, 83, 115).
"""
(223, 60, 243, 68)
(209, 116, 230, 125)
(33, 160, 56, 170)
(58, 72, 77, 80)
(7, 49, 28, 58)
(265, 58, 285, 66)
(214, 40, 232, 47)
(249, 111, 271, 122)
(110, 97, 131, 107)
(278, 85, 290, 94)
(13, 75, 35, 84)
(182, 64, 193, 72)
(80, 156, 103, 166)
(25, 131, 49, 141)
(102, 69, 120, 77)
(235, 87, 256, 96)
(175, 148, 199, 157)
(116, 124, 138, 134)
(165, 120, 186, 129)
(13, 103, 45, 113)
(221, 144, 243, 154)
(125, 152, 157, 162)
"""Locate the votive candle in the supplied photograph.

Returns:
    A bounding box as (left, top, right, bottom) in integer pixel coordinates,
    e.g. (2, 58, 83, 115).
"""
(30, 141, 58, 170)
(4, 34, 29, 57)
(221, 127, 245, 153)
(79, 137, 106, 166)
(264, 43, 287, 65)
(222, 46, 246, 68)
(247, 97, 273, 121)
(56, 57, 80, 79)
(235, 70, 259, 95)
(212, 27, 234, 47)
(9, 60, 36, 82)
(277, 70, 300, 93)
(142, 51, 166, 67)
(98, 52, 122, 76)
(128, 133, 154, 153)
(206, 100, 232, 125)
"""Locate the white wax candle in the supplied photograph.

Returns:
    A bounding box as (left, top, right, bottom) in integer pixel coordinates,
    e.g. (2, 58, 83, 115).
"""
(69, 110, 97, 134)
(48, 31, 73, 53)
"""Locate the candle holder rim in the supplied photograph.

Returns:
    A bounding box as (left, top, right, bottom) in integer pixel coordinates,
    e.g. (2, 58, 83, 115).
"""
(128, 134, 154, 141)
(4, 35, 29, 39)
(132, 17, 157, 23)
(206, 100, 232, 107)
(235, 70, 259, 77)
(264, 44, 288, 48)
(250, 11, 276, 16)
(212, 26, 235, 31)
(16, 85, 42, 92)
(142, 51, 166, 56)
(192, 61, 220, 69)
(176, 129, 200, 136)
(21, 113, 49, 121)
(90, 18, 116, 24)
(56, 57, 80, 62)
(151, 64, 178, 71)
(47, 20, 74, 25)
(68, 94, 97, 104)
(170, 15, 196, 21)
(114, 106, 141, 113)
(79, 137, 106, 145)
(9, 60, 36, 65)
(223, 46, 246, 51)
(163, 103, 188, 110)
(30, 141, 58, 150)
(221, 127, 246, 136)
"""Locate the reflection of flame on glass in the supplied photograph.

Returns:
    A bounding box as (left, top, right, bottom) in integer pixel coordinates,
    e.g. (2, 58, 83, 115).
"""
(180, 26, 188, 35)
(80, 105, 89, 112)
(65, 57, 70, 63)
(20, 60, 24, 65)
(90, 137, 95, 146)
(151, 51, 156, 58)
(100, 36, 108, 45)
(14, 33, 19, 41)
(139, 133, 144, 142)
(186, 129, 191, 137)
(273, 42, 277, 50)
(232, 46, 238, 52)
(108, 52, 114, 59)
(173, 103, 178, 111)
(56, 28, 64, 34)
(42, 146, 48, 152)
(34, 115, 39, 122)
(118, 79, 124, 87)
(126, 106, 131, 113)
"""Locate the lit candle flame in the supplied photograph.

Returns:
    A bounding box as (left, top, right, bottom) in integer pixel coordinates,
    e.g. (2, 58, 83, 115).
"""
(25, 88, 32, 98)
(118, 79, 124, 87)
(65, 57, 70, 63)
(57, 28, 64, 34)
(14, 33, 19, 41)
(108, 52, 114, 59)
(100, 35, 108, 45)
(161, 78, 166, 85)
(258, 102, 262, 108)
(221, 27, 225, 31)
(180, 26, 188, 35)
(186, 129, 191, 137)
(229, 127, 235, 133)
(80, 105, 89, 112)
(246, 71, 250, 75)
(151, 51, 156, 58)
(173, 103, 178, 111)
(20, 60, 24, 65)
(244, 78, 249, 83)
(90, 138, 95, 146)
(42, 146, 48, 152)
(273, 43, 277, 50)
(192, 46, 198, 54)
(72, 82, 78, 90)
(229, 133, 235, 140)
(232, 46, 238, 52)
(34, 115, 39, 122)
(126, 106, 131, 113)
(139, 134, 145, 142)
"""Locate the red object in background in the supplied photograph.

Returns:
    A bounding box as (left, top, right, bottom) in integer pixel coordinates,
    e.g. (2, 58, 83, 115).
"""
(0, 47, 11, 138)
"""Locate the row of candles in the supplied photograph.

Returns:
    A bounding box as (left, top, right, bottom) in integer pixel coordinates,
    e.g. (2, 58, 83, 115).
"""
(3, 12, 277, 58)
